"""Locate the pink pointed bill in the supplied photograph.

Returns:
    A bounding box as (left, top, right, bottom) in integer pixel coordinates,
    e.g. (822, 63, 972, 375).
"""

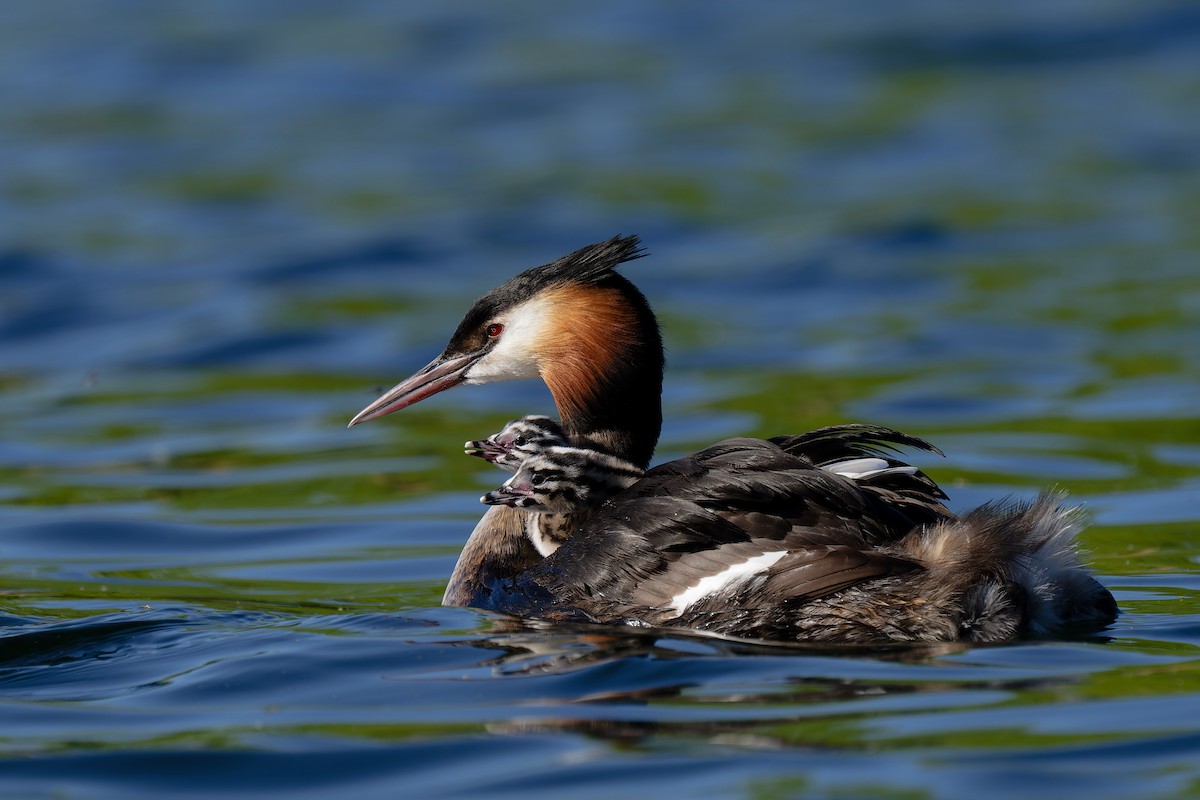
(481, 484, 532, 507)
(348, 352, 480, 427)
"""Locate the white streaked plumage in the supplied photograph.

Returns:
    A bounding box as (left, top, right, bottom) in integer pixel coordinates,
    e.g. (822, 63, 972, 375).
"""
(527, 517, 563, 558)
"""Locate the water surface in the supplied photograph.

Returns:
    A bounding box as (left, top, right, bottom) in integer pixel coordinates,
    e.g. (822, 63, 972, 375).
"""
(2, 3, 1199, 798)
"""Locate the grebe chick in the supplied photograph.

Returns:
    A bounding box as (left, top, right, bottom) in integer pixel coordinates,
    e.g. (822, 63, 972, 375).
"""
(482, 445, 644, 512)
(349, 235, 1118, 642)
(479, 444, 644, 557)
(465, 415, 567, 472)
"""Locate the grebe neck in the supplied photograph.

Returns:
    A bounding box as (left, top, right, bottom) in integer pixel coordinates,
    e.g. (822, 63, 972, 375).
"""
(539, 275, 664, 468)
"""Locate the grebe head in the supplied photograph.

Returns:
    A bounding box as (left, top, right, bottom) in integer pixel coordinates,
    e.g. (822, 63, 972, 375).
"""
(349, 235, 664, 467)
(481, 445, 644, 513)
(464, 415, 567, 472)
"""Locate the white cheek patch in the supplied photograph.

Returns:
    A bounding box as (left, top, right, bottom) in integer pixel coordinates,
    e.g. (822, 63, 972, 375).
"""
(463, 297, 550, 384)
(668, 551, 788, 615)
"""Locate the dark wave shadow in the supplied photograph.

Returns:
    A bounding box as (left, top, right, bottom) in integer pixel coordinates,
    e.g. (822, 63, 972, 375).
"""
(0, 612, 193, 669)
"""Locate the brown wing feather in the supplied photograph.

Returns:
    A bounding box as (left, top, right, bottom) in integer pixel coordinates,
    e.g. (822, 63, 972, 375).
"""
(755, 546, 918, 604)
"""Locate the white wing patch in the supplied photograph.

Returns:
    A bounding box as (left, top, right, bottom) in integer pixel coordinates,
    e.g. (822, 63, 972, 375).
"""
(821, 457, 918, 480)
(667, 551, 788, 615)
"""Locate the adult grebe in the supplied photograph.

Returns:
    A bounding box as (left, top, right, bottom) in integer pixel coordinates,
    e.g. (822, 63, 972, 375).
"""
(349, 236, 1117, 642)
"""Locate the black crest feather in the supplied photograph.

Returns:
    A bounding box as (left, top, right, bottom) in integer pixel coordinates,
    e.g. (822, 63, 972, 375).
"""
(514, 234, 645, 290)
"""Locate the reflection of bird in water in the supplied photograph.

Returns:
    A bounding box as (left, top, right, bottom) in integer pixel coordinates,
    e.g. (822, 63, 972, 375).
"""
(467, 615, 974, 677)
(351, 235, 1117, 643)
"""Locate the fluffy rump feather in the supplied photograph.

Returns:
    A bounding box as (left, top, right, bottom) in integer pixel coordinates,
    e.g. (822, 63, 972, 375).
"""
(898, 493, 1118, 641)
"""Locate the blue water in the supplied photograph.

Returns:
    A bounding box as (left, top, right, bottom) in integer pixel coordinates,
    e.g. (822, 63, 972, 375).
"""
(2, 3, 1200, 798)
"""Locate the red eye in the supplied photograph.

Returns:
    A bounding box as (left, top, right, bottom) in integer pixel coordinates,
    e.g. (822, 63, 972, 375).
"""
(486, 323, 504, 338)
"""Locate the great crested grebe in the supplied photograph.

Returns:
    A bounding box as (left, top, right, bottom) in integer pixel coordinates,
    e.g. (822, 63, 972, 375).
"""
(349, 235, 1118, 643)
